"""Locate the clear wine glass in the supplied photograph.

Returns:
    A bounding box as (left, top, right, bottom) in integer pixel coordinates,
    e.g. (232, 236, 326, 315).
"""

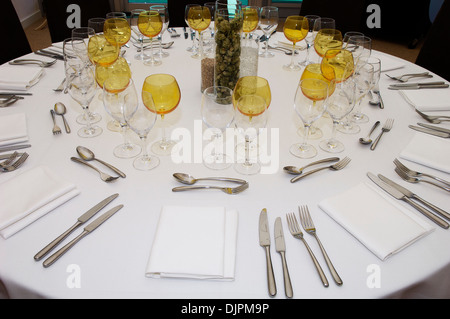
(130, 9, 148, 61)
(150, 5, 170, 59)
(103, 77, 142, 158)
(319, 79, 355, 153)
(201, 86, 234, 170)
(298, 15, 320, 66)
(259, 6, 278, 58)
(350, 61, 374, 123)
(66, 60, 102, 138)
(123, 87, 160, 171)
(88, 18, 106, 34)
(290, 78, 330, 158)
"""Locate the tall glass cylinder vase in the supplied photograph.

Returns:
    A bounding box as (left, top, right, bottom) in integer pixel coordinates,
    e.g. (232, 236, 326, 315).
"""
(214, 4, 243, 90)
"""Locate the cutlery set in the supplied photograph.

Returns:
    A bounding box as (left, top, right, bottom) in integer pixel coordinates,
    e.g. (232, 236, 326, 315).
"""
(386, 72, 448, 89)
(70, 146, 126, 182)
(172, 172, 249, 194)
(0, 151, 29, 172)
(287, 157, 351, 183)
(409, 122, 450, 138)
(260, 207, 342, 297)
(358, 119, 395, 150)
(34, 193, 123, 267)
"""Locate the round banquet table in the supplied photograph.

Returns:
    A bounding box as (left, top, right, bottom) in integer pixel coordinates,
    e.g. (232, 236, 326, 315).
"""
(1, 30, 450, 300)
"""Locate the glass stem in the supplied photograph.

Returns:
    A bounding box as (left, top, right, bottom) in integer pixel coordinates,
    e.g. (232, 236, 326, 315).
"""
(265, 38, 269, 54)
(160, 115, 169, 149)
(82, 106, 93, 131)
(158, 34, 163, 56)
(140, 135, 149, 160)
(302, 124, 311, 147)
(120, 123, 131, 147)
(244, 135, 252, 166)
(291, 43, 295, 66)
(199, 31, 204, 58)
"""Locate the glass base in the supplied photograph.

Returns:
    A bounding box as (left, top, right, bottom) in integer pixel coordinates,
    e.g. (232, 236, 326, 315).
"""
(259, 50, 275, 58)
(77, 125, 102, 138)
(338, 121, 360, 134)
(143, 57, 162, 66)
(113, 143, 141, 158)
(133, 155, 160, 171)
(234, 161, 260, 175)
(134, 52, 151, 60)
(76, 112, 101, 125)
(319, 139, 344, 153)
(290, 143, 317, 159)
(283, 63, 301, 71)
(204, 153, 232, 170)
(107, 120, 121, 132)
(154, 51, 169, 58)
(351, 112, 369, 123)
(151, 139, 177, 156)
(297, 126, 323, 140)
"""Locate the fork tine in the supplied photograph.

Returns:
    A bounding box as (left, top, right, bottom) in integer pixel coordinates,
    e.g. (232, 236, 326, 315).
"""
(299, 205, 314, 230)
(395, 167, 411, 181)
(393, 158, 409, 173)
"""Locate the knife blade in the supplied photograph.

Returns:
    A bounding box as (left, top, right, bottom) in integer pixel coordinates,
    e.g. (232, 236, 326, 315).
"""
(274, 217, 293, 298)
(417, 123, 450, 134)
(390, 81, 445, 87)
(408, 125, 450, 138)
(259, 208, 276, 296)
(43, 204, 123, 267)
(367, 172, 449, 228)
(378, 174, 450, 221)
(34, 193, 119, 261)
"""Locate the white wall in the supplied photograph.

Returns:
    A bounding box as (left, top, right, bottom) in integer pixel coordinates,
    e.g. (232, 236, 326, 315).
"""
(11, 0, 42, 28)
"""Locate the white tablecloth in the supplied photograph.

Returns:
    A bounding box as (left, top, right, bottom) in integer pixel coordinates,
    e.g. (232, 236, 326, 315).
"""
(1, 30, 450, 299)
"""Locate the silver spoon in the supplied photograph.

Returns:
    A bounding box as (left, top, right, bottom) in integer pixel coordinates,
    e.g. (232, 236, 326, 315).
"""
(54, 102, 71, 133)
(283, 157, 340, 175)
(359, 121, 380, 145)
(173, 173, 246, 185)
(76, 146, 126, 178)
(70, 157, 119, 182)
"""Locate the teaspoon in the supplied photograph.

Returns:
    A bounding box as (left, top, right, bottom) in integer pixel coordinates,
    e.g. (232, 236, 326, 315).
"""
(283, 157, 340, 175)
(54, 102, 71, 133)
(359, 121, 380, 145)
(173, 173, 246, 185)
(76, 146, 126, 178)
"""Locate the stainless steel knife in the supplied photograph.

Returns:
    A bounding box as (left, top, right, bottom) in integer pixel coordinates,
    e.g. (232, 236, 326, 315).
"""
(274, 217, 293, 298)
(34, 193, 119, 261)
(378, 174, 450, 221)
(259, 208, 276, 296)
(389, 82, 449, 90)
(43, 204, 123, 267)
(367, 173, 449, 228)
(417, 123, 450, 134)
(0, 144, 31, 153)
(409, 125, 450, 138)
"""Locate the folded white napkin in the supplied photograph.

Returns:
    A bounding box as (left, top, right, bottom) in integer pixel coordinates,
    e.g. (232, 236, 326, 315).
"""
(372, 52, 405, 72)
(400, 132, 450, 174)
(0, 165, 80, 239)
(318, 182, 434, 261)
(0, 113, 28, 147)
(0, 65, 45, 91)
(399, 88, 450, 112)
(146, 206, 238, 280)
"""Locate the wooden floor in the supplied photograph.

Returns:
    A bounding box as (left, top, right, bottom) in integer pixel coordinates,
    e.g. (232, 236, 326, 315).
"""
(24, 17, 422, 63)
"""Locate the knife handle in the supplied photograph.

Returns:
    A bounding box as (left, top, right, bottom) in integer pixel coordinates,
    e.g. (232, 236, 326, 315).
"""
(34, 221, 82, 261)
(264, 246, 277, 296)
(403, 197, 449, 229)
(43, 230, 89, 267)
(280, 251, 293, 298)
(412, 195, 450, 221)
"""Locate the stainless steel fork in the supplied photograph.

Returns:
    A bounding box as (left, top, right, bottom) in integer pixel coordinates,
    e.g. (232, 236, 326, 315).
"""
(298, 205, 343, 286)
(290, 157, 351, 183)
(385, 72, 433, 82)
(0, 152, 19, 167)
(394, 158, 450, 187)
(286, 212, 329, 287)
(395, 167, 450, 192)
(370, 118, 394, 150)
(0, 152, 29, 172)
(50, 110, 62, 135)
(172, 182, 249, 194)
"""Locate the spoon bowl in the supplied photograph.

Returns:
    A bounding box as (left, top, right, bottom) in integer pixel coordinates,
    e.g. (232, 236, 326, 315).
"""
(54, 102, 71, 133)
(76, 146, 126, 178)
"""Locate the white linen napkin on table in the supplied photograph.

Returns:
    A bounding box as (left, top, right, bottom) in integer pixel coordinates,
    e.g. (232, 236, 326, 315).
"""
(399, 88, 450, 112)
(0, 65, 45, 91)
(145, 206, 238, 280)
(0, 113, 28, 147)
(0, 165, 80, 239)
(318, 182, 434, 261)
(400, 132, 450, 174)
(371, 52, 405, 72)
